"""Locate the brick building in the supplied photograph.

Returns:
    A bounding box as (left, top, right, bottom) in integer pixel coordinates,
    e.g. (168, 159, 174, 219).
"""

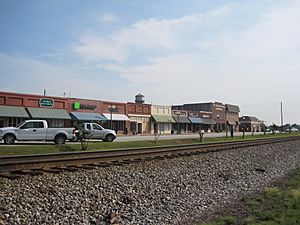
(171, 109, 190, 133)
(127, 94, 151, 134)
(225, 104, 240, 131)
(173, 102, 225, 131)
(0, 91, 71, 128)
(239, 116, 261, 132)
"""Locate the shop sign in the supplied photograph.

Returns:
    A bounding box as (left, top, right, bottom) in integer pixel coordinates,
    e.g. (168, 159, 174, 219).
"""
(73, 102, 96, 110)
(39, 98, 54, 108)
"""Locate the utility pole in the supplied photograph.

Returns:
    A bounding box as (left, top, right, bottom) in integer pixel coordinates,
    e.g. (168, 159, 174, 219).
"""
(280, 101, 284, 131)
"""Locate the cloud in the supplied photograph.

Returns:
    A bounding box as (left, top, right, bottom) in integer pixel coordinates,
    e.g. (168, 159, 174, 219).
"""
(100, 13, 119, 23)
(73, 6, 231, 62)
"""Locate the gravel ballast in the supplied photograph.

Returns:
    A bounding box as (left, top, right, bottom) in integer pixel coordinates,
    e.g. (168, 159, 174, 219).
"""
(1, 140, 300, 225)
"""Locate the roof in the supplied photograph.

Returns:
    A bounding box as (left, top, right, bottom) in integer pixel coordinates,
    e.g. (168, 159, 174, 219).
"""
(239, 116, 259, 122)
(71, 112, 107, 121)
(0, 105, 30, 118)
(103, 113, 130, 121)
(173, 115, 190, 123)
(226, 104, 240, 113)
(27, 107, 71, 119)
(152, 115, 175, 123)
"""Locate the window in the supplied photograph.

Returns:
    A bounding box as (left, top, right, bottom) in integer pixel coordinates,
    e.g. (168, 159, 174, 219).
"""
(86, 124, 91, 130)
(48, 120, 64, 128)
(8, 117, 25, 127)
(34, 122, 44, 128)
(93, 124, 102, 130)
(20, 122, 34, 129)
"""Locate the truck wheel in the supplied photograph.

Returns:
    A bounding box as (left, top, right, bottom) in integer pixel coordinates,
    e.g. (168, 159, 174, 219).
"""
(104, 134, 115, 142)
(4, 134, 16, 145)
(54, 135, 66, 145)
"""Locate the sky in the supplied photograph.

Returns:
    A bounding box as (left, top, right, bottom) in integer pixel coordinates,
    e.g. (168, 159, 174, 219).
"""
(0, 0, 300, 125)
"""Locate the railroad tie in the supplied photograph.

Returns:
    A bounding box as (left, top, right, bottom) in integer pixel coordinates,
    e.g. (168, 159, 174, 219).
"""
(40, 168, 62, 174)
(0, 172, 21, 180)
(13, 170, 43, 176)
(73, 165, 95, 170)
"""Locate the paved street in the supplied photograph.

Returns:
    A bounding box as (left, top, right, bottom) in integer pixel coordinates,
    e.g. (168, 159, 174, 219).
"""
(0, 132, 264, 145)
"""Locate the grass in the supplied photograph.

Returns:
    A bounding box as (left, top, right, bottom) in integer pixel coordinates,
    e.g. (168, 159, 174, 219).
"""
(0, 132, 299, 156)
(199, 168, 300, 225)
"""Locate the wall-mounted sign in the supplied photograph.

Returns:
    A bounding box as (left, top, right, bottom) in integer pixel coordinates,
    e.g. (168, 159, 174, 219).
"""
(73, 102, 96, 110)
(40, 98, 54, 108)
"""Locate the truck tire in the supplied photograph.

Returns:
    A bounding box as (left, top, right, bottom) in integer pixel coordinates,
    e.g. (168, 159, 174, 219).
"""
(4, 134, 16, 145)
(54, 134, 66, 145)
(104, 134, 115, 142)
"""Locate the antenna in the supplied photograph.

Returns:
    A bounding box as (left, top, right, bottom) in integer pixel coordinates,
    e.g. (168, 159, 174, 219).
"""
(43, 89, 46, 96)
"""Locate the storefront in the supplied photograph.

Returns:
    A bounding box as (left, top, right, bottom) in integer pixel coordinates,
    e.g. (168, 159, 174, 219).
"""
(26, 107, 71, 127)
(0, 105, 30, 127)
(128, 114, 151, 134)
(172, 110, 190, 134)
(103, 113, 130, 133)
(188, 116, 215, 132)
(151, 105, 175, 134)
(151, 115, 175, 134)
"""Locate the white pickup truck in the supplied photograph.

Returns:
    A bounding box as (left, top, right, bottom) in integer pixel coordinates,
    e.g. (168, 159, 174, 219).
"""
(0, 120, 76, 144)
(78, 122, 117, 142)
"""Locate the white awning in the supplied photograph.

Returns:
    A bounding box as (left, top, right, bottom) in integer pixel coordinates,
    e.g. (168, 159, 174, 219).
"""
(103, 113, 130, 121)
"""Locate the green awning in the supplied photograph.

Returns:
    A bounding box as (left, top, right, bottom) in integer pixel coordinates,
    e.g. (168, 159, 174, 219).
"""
(152, 115, 176, 123)
(0, 105, 30, 118)
(27, 107, 71, 119)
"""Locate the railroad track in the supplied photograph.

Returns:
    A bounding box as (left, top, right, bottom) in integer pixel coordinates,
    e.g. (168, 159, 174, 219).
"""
(1, 136, 299, 179)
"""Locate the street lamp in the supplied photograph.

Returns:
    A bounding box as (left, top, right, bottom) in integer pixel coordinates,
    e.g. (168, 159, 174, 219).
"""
(176, 111, 181, 134)
(216, 114, 220, 132)
(108, 105, 117, 129)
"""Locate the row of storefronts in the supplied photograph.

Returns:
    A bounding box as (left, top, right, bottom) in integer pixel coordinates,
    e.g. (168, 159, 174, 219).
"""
(0, 91, 246, 134)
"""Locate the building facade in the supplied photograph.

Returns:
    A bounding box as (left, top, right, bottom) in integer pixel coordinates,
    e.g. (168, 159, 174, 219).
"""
(171, 109, 190, 133)
(151, 105, 175, 134)
(101, 101, 130, 134)
(225, 104, 240, 131)
(173, 102, 225, 131)
(127, 102, 151, 134)
(239, 116, 261, 132)
(0, 91, 71, 128)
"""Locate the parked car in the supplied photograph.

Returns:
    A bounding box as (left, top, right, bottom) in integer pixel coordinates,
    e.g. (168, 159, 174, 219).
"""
(291, 127, 299, 132)
(77, 122, 116, 142)
(0, 120, 76, 144)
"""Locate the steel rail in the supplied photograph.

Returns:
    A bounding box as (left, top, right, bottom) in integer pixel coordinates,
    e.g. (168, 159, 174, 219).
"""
(0, 136, 299, 174)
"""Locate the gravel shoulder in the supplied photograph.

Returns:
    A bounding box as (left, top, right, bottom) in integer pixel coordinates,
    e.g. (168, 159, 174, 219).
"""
(1, 140, 300, 225)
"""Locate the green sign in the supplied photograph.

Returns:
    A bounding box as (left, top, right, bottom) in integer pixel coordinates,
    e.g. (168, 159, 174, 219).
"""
(39, 98, 54, 107)
(74, 102, 80, 109)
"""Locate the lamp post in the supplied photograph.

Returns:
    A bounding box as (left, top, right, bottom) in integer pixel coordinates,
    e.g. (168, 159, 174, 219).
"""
(108, 105, 117, 130)
(216, 114, 220, 132)
(176, 111, 181, 134)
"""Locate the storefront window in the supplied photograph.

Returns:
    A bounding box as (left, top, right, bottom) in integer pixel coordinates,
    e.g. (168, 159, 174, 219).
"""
(48, 120, 65, 128)
(8, 117, 25, 127)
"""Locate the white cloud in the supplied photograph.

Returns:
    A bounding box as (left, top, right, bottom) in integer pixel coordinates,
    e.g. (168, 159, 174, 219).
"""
(100, 13, 119, 23)
(73, 6, 231, 62)
(71, 1, 300, 123)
